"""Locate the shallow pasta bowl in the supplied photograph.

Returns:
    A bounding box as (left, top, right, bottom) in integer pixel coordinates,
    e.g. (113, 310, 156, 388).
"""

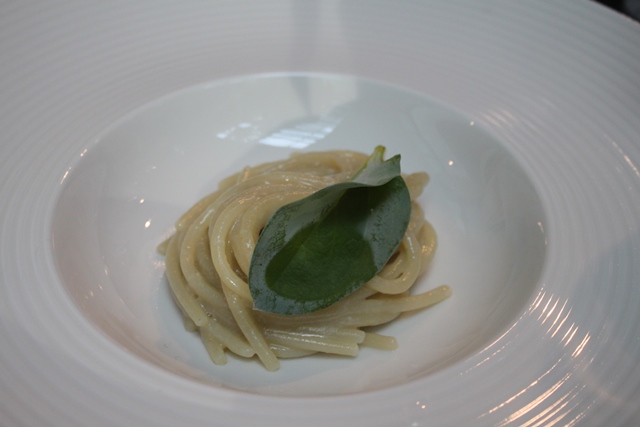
(1, 1, 640, 426)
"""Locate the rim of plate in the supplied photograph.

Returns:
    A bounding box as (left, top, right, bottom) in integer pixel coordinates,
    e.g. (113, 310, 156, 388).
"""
(1, 1, 639, 426)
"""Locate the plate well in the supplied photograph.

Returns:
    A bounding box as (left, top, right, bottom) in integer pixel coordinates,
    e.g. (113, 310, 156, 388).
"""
(51, 73, 547, 396)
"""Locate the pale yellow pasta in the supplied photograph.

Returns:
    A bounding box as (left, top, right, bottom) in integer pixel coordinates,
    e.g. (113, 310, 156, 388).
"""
(159, 150, 451, 371)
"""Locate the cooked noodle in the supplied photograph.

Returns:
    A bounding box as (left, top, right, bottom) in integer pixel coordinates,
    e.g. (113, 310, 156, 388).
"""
(158, 150, 451, 370)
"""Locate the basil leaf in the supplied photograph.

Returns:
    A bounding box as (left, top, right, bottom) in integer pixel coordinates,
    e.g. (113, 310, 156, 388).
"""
(248, 146, 411, 315)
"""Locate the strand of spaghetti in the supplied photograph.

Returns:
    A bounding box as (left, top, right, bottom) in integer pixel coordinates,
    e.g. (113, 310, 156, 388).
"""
(270, 345, 315, 358)
(179, 203, 228, 303)
(199, 316, 255, 358)
(330, 311, 402, 328)
(357, 285, 453, 314)
(266, 325, 367, 343)
(253, 287, 379, 327)
(407, 200, 427, 233)
(208, 196, 266, 300)
(365, 231, 423, 294)
(191, 276, 252, 345)
(178, 217, 228, 306)
(193, 234, 220, 288)
(417, 222, 438, 275)
(199, 322, 228, 365)
(174, 190, 223, 232)
(375, 242, 409, 280)
(221, 284, 279, 371)
(262, 330, 361, 357)
(404, 172, 429, 200)
(361, 333, 398, 350)
(288, 151, 368, 177)
(164, 230, 209, 327)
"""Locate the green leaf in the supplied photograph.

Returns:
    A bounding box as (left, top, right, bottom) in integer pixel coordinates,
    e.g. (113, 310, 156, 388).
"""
(248, 146, 411, 315)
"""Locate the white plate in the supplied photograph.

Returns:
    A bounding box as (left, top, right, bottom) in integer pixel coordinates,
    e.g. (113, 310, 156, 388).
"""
(1, 1, 639, 426)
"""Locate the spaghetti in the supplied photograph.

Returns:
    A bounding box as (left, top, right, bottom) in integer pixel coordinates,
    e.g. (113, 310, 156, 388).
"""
(158, 150, 451, 370)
